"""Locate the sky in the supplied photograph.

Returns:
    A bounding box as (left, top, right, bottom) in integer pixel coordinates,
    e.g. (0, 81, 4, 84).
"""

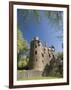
(17, 9, 63, 52)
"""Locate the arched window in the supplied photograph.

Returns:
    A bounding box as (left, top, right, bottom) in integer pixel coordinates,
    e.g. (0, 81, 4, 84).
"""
(42, 53, 44, 57)
(35, 45, 37, 48)
(49, 53, 51, 58)
(38, 41, 40, 46)
(35, 51, 37, 55)
(38, 44, 40, 46)
(38, 41, 40, 43)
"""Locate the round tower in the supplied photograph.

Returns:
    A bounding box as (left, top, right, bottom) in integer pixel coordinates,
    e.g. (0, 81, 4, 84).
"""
(28, 37, 44, 71)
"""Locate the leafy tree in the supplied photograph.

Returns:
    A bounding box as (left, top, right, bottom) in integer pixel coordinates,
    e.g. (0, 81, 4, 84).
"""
(17, 29, 28, 69)
(17, 29, 28, 53)
(57, 52, 63, 60)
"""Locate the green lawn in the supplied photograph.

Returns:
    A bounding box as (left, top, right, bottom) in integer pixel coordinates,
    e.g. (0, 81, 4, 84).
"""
(17, 70, 62, 81)
(18, 76, 60, 81)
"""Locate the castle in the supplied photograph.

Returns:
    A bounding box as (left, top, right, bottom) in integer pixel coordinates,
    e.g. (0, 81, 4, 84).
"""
(28, 37, 55, 71)
(17, 37, 63, 80)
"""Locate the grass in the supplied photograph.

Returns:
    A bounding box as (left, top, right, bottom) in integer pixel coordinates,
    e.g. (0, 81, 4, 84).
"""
(17, 76, 60, 81)
(17, 70, 62, 81)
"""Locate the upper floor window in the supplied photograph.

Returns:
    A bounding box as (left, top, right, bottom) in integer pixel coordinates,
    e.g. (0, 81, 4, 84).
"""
(49, 53, 51, 58)
(38, 41, 40, 46)
(35, 51, 37, 55)
(35, 45, 37, 48)
(42, 53, 44, 57)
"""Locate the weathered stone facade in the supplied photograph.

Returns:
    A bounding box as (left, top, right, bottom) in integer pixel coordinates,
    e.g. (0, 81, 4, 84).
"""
(28, 37, 55, 71)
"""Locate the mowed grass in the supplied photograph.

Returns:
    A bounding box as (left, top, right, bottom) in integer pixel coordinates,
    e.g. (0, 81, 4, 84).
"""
(17, 76, 60, 81)
(17, 70, 61, 81)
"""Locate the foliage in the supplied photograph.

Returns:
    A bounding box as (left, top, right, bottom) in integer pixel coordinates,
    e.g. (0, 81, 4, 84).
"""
(17, 29, 28, 69)
(18, 58, 29, 69)
(43, 52, 63, 77)
(45, 11, 63, 26)
(56, 52, 63, 60)
(17, 29, 28, 53)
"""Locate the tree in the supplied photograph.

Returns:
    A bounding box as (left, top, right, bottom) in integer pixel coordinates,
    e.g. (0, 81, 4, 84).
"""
(43, 52, 63, 77)
(17, 29, 28, 69)
(17, 29, 28, 53)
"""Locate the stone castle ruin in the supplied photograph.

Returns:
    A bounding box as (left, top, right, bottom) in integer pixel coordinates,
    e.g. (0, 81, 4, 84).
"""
(17, 37, 56, 80)
(28, 37, 55, 72)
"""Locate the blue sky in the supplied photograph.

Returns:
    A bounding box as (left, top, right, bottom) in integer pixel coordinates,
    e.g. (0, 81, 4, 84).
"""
(17, 9, 63, 52)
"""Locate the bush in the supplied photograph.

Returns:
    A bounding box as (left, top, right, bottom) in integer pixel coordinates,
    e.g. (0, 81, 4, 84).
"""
(17, 58, 29, 69)
(42, 52, 63, 78)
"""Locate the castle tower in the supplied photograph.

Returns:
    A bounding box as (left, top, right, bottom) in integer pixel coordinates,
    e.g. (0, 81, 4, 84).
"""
(28, 37, 55, 72)
(28, 37, 44, 71)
